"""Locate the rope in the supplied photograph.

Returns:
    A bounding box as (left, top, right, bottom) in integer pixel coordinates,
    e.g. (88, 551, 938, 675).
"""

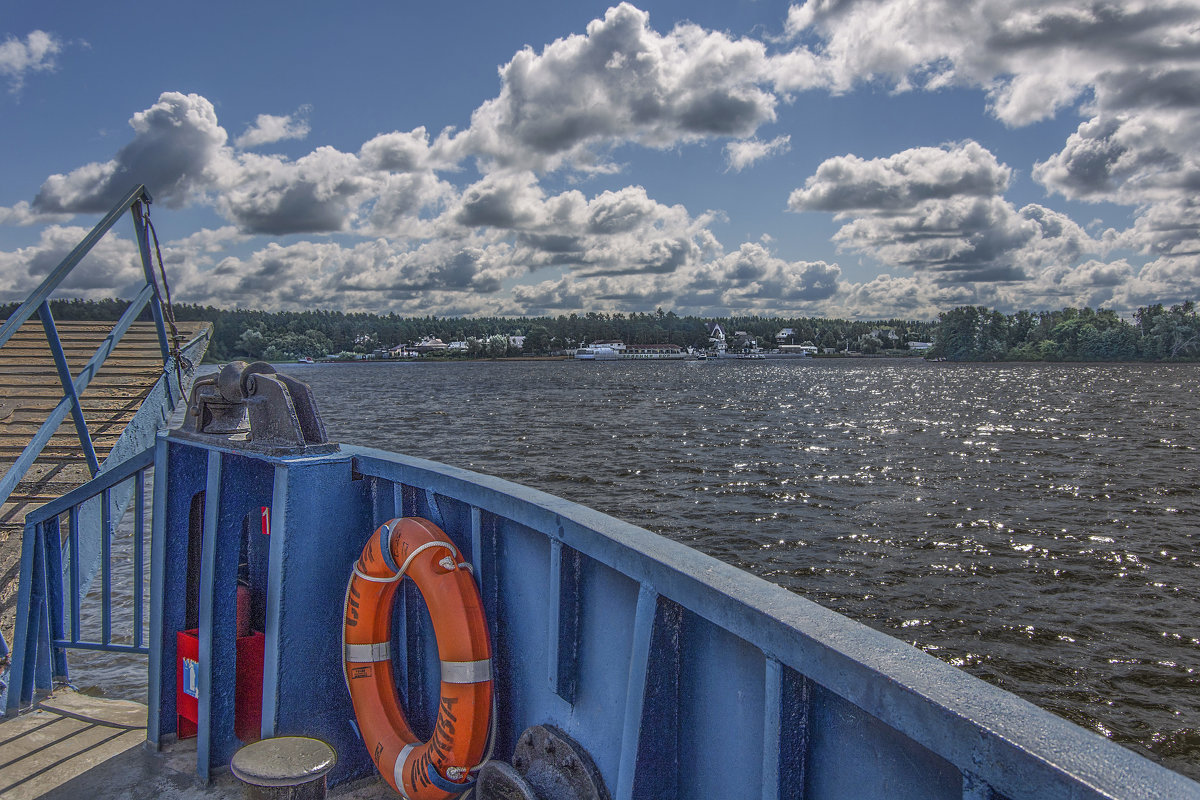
(139, 202, 192, 399)
(352, 540, 461, 584)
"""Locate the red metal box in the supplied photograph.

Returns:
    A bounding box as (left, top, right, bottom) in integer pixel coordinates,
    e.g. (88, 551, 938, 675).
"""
(176, 628, 265, 742)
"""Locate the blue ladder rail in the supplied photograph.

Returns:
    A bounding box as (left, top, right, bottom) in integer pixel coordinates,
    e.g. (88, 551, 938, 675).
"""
(6, 445, 154, 713)
(0, 184, 172, 510)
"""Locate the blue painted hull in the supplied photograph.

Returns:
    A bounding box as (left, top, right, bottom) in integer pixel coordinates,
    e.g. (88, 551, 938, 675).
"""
(135, 433, 1199, 799)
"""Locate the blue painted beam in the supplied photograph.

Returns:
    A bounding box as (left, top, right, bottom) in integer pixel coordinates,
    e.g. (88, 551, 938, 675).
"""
(130, 199, 171, 362)
(37, 302, 99, 475)
(615, 584, 657, 800)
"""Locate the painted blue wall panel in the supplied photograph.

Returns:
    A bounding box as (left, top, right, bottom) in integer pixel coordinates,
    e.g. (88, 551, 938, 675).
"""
(678, 607, 768, 800)
(148, 438, 208, 745)
(489, 518, 558, 752)
(566, 551, 642, 787)
(807, 684, 961, 800)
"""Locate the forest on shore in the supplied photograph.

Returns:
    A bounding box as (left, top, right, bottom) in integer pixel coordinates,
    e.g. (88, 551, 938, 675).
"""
(2, 298, 1197, 363)
(926, 302, 1200, 361)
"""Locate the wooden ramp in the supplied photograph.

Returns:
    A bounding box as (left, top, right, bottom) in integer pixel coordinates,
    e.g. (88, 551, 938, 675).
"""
(0, 320, 211, 647)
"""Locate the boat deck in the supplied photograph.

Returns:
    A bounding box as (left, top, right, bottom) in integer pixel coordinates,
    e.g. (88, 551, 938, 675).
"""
(0, 690, 389, 799)
(0, 320, 211, 647)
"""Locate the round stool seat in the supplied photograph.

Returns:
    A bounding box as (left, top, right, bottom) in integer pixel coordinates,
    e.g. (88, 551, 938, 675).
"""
(231, 737, 336, 799)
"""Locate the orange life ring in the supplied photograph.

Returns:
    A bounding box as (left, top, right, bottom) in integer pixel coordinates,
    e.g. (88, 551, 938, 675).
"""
(343, 517, 492, 799)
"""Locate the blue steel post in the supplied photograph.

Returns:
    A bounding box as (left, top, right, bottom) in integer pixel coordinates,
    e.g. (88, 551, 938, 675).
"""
(68, 509, 80, 643)
(135, 470, 145, 649)
(148, 435, 208, 748)
(101, 488, 112, 644)
(41, 517, 67, 681)
(6, 523, 40, 712)
(258, 453, 371, 786)
(196, 450, 275, 781)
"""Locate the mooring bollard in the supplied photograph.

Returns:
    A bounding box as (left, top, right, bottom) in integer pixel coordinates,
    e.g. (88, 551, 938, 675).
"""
(230, 736, 336, 800)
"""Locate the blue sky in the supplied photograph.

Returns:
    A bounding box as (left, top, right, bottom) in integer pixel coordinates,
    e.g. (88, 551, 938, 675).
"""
(2, 1, 1198, 319)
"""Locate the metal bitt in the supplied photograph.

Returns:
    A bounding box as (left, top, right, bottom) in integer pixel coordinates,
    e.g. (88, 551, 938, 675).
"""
(477, 726, 610, 800)
(178, 361, 337, 456)
(230, 736, 337, 800)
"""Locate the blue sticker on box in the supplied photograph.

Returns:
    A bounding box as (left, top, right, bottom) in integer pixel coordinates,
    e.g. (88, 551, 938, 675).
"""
(182, 657, 199, 698)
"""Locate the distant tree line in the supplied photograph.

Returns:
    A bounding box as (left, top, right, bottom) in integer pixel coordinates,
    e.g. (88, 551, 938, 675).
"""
(6, 298, 1195, 362)
(0, 300, 937, 361)
(927, 303, 1200, 361)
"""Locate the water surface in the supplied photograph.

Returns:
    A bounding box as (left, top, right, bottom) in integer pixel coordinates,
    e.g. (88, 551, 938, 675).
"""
(304, 358, 1200, 777)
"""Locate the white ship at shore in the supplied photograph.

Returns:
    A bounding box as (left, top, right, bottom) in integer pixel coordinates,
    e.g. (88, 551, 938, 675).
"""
(575, 341, 689, 360)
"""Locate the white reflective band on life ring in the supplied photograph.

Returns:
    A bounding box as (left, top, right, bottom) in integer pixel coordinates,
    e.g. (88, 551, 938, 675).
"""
(345, 641, 391, 663)
(440, 658, 492, 684)
(395, 742, 417, 800)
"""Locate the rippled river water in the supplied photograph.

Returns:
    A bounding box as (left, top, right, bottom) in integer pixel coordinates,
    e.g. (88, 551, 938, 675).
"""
(75, 357, 1199, 779)
(302, 357, 1200, 778)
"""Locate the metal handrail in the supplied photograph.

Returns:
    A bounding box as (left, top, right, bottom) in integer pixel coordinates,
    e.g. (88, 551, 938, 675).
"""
(0, 184, 170, 509)
(6, 445, 155, 712)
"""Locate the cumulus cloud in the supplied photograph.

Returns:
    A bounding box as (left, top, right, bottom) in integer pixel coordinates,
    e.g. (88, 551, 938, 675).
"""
(16, 4, 1200, 319)
(779, 0, 1200, 305)
(0, 201, 72, 226)
(234, 106, 312, 149)
(778, 0, 1200, 126)
(451, 2, 777, 171)
(25, 92, 456, 237)
(789, 140, 1010, 212)
(510, 239, 841, 316)
(33, 92, 232, 212)
(725, 135, 791, 172)
(790, 141, 1101, 283)
(158, 235, 521, 313)
(0, 30, 61, 91)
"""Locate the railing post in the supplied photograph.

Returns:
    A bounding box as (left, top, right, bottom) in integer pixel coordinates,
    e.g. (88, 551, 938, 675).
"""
(38, 301, 100, 475)
(131, 198, 171, 363)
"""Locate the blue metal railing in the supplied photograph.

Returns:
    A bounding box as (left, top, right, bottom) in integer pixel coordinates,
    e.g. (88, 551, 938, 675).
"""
(0, 184, 171, 509)
(6, 445, 154, 712)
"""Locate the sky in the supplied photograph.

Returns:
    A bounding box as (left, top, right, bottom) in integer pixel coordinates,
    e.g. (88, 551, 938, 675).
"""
(2, 1, 1200, 321)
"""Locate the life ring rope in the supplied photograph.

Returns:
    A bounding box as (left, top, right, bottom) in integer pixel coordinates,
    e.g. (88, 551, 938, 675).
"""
(343, 518, 494, 799)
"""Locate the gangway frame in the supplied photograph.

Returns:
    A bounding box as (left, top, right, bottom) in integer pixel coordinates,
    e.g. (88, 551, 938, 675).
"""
(0, 184, 173, 509)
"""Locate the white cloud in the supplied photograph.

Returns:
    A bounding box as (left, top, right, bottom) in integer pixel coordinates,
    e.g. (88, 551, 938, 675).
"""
(778, 1, 1200, 126)
(790, 141, 1104, 288)
(0, 200, 72, 226)
(13, 4, 1200, 320)
(789, 140, 1010, 212)
(33, 92, 232, 212)
(0, 226, 145, 302)
(234, 106, 312, 149)
(26, 92, 455, 237)
(0, 30, 62, 91)
(778, 0, 1200, 309)
(725, 135, 791, 172)
(451, 2, 777, 172)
